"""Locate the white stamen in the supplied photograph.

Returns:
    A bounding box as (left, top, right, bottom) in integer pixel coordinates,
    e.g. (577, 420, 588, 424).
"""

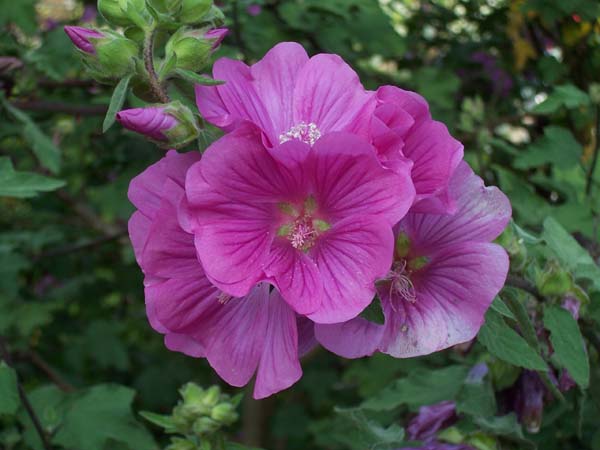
(279, 122, 322, 146)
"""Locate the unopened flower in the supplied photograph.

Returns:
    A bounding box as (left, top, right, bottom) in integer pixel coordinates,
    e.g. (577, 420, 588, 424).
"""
(204, 27, 228, 50)
(128, 150, 316, 399)
(316, 162, 511, 357)
(408, 401, 457, 442)
(166, 27, 228, 72)
(182, 125, 415, 323)
(64, 26, 104, 54)
(117, 102, 200, 147)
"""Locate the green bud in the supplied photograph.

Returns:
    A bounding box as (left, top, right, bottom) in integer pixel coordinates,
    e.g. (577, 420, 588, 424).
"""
(201, 386, 221, 407)
(166, 27, 213, 72)
(93, 32, 139, 78)
(180, 382, 205, 405)
(537, 263, 573, 297)
(210, 403, 238, 425)
(179, 0, 213, 24)
(161, 101, 201, 148)
(192, 416, 220, 436)
(166, 437, 197, 450)
(395, 232, 410, 258)
(98, 0, 148, 27)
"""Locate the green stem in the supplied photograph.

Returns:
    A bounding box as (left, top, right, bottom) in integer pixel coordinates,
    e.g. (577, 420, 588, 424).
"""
(144, 27, 170, 103)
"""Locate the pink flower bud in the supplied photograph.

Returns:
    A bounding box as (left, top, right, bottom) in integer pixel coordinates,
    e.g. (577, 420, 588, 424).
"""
(116, 107, 178, 141)
(204, 28, 228, 50)
(64, 26, 105, 54)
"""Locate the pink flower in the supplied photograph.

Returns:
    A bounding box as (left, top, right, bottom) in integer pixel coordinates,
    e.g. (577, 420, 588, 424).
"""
(117, 107, 178, 141)
(64, 26, 104, 54)
(194, 42, 375, 148)
(128, 150, 316, 399)
(315, 162, 511, 357)
(370, 86, 464, 214)
(182, 125, 415, 324)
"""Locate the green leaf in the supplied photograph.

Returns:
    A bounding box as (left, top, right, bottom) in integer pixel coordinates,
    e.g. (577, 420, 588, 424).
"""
(456, 368, 497, 418)
(175, 69, 225, 86)
(103, 74, 133, 133)
(543, 305, 589, 388)
(473, 414, 534, 448)
(489, 296, 515, 320)
(542, 217, 600, 292)
(0, 362, 19, 416)
(333, 407, 406, 450)
(19, 385, 67, 450)
(52, 384, 157, 450)
(0, 95, 61, 173)
(478, 309, 548, 371)
(0, 157, 65, 198)
(514, 126, 582, 169)
(533, 84, 590, 114)
(139, 411, 176, 431)
(362, 365, 469, 411)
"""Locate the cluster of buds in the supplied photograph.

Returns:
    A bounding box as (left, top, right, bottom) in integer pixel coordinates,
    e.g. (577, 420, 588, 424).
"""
(64, 0, 228, 147)
(141, 383, 240, 450)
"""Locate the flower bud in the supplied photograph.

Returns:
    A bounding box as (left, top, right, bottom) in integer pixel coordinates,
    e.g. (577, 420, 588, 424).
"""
(201, 386, 221, 407)
(117, 102, 200, 147)
(537, 264, 572, 297)
(210, 402, 238, 425)
(192, 416, 220, 435)
(179, 0, 213, 24)
(94, 32, 139, 78)
(98, 0, 149, 27)
(166, 27, 226, 72)
(64, 26, 105, 54)
(514, 371, 544, 433)
(179, 382, 205, 405)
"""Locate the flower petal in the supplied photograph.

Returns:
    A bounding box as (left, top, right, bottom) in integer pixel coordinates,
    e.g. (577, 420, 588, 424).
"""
(164, 334, 205, 358)
(293, 54, 375, 136)
(315, 317, 384, 358)
(199, 125, 308, 203)
(254, 289, 302, 399)
(402, 162, 512, 253)
(206, 284, 271, 387)
(128, 211, 151, 267)
(195, 80, 234, 130)
(310, 133, 415, 225)
(379, 242, 509, 357)
(264, 241, 323, 315)
(251, 42, 309, 138)
(308, 217, 394, 323)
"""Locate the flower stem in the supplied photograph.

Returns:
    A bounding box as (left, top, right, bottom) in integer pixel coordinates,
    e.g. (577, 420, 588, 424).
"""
(144, 27, 170, 104)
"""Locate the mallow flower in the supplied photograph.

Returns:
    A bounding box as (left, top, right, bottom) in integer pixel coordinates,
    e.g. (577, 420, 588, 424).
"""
(195, 42, 463, 214)
(316, 162, 511, 357)
(194, 42, 375, 147)
(128, 150, 317, 399)
(181, 124, 415, 323)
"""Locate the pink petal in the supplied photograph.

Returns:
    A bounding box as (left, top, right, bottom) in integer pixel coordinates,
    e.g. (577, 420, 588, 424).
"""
(297, 316, 317, 357)
(199, 125, 308, 203)
(128, 150, 200, 218)
(251, 42, 309, 138)
(195, 81, 234, 130)
(164, 334, 205, 357)
(211, 58, 275, 139)
(206, 284, 271, 387)
(308, 217, 395, 324)
(315, 317, 384, 358)
(128, 211, 151, 267)
(310, 133, 415, 225)
(254, 290, 302, 399)
(379, 242, 509, 357)
(293, 54, 375, 137)
(264, 241, 323, 315)
(402, 162, 512, 253)
(376, 85, 431, 121)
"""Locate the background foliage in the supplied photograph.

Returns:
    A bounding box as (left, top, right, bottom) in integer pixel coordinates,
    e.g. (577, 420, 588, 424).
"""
(1, 0, 600, 449)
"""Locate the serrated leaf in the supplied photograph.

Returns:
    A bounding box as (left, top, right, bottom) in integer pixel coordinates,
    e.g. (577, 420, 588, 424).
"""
(542, 217, 600, 292)
(175, 69, 224, 86)
(361, 365, 469, 411)
(0, 362, 19, 416)
(514, 126, 582, 169)
(0, 95, 61, 173)
(478, 309, 548, 371)
(52, 384, 157, 450)
(543, 305, 589, 388)
(0, 157, 65, 198)
(103, 74, 133, 133)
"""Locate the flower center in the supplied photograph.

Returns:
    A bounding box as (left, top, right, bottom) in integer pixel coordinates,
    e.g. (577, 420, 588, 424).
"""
(289, 217, 317, 250)
(278, 122, 321, 145)
(276, 197, 331, 252)
(387, 260, 417, 304)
